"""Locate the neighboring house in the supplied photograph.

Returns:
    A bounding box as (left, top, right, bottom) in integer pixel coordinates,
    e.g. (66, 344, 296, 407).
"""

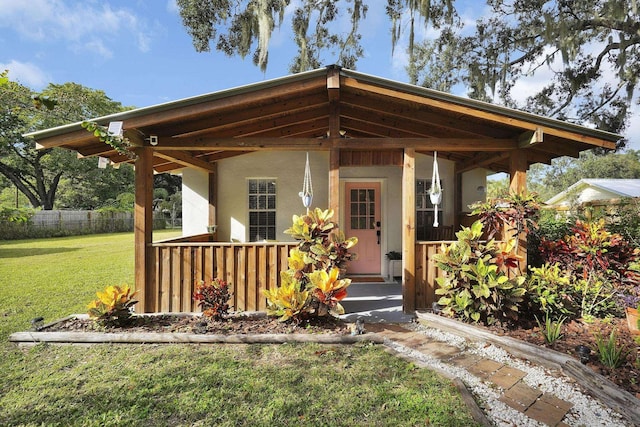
(546, 179, 640, 206)
(26, 66, 620, 314)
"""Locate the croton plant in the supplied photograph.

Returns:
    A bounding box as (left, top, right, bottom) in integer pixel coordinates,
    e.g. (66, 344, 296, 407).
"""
(264, 208, 357, 322)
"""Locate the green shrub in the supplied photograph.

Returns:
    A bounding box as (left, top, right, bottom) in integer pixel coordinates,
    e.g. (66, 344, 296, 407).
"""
(527, 263, 574, 317)
(595, 330, 629, 369)
(535, 312, 566, 344)
(433, 221, 527, 325)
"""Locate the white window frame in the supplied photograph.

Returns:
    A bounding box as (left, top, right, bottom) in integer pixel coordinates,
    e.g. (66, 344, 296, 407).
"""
(247, 178, 277, 242)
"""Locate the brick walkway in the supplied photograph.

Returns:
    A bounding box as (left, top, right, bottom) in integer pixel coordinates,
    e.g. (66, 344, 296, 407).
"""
(367, 323, 574, 427)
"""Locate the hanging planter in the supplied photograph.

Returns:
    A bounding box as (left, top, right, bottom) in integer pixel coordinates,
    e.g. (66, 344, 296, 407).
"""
(299, 152, 313, 212)
(429, 151, 442, 227)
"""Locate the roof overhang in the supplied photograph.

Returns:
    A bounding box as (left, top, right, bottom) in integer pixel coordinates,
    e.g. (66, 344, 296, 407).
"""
(26, 65, 621, 174)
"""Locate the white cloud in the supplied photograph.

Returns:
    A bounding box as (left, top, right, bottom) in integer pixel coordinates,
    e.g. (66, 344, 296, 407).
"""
(623, 107, 640, 151)
(0, 60, 50, 88)
(166, 0, 178, 14)
(0, 0, 153, 54)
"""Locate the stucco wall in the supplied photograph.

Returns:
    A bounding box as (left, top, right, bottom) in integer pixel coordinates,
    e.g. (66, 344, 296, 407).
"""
(462, 169, 490, 211)
(216, 151, 329, 242)
(181, 168, 210, 236)
(181, 151, 486, 247)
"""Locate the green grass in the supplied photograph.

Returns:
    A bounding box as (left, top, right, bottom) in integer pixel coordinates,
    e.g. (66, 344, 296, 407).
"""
(0, 232, 479, 426)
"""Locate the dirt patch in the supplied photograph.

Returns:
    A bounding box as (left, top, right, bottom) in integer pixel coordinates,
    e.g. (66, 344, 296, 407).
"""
(47, 313, 352, 336)
(479, 316, 640, 398)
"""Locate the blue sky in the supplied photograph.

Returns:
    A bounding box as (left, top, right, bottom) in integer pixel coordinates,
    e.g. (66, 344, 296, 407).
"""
(1, 0, 638, 150)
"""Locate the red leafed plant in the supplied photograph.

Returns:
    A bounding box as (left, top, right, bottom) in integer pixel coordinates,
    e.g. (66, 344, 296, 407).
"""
(193, 278, 231, 320)
(540, 219, 640, 287)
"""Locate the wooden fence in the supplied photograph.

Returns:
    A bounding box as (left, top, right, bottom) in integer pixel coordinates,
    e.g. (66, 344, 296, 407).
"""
(150, 237, 449, 313)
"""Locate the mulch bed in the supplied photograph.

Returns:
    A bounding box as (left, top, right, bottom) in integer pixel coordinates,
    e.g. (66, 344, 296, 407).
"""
(480, 316, 640, 398)
(47, 313, 352, 336)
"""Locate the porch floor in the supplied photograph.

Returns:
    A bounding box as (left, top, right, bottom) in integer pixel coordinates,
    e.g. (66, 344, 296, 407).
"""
(340, 281, 415, 324)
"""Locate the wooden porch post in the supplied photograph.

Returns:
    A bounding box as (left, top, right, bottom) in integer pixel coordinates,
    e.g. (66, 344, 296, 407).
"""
(402, 148, 416, 313)
(509, 149, 528, 265)
(327, 67, 341, 221)
(134, 146, 154, 313)
(509, 149, 527, 193)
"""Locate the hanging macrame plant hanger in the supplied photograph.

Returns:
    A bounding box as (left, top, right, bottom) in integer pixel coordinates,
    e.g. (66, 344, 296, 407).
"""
(299, 152, 313, 213)
(429, 151, 442, 227)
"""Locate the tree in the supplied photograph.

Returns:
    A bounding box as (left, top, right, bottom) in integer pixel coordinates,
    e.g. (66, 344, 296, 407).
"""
(177, 1, 636, 146)
(409, 0, 637, 145)
(176, 0, 455, 72)
(0, 75, 129, 209)
(528, 150, 640, 201)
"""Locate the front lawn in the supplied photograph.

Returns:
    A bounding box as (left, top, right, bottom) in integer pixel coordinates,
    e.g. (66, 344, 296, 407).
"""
(0, 232, 479, 426)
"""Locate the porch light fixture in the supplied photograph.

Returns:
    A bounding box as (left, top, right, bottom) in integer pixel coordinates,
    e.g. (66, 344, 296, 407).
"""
(429, 151, 442, 227)
(299, 152, 313, 212)
(107, 121, 123, 137)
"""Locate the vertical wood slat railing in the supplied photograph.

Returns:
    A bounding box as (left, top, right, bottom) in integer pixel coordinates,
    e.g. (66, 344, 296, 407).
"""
(151, 240, 296, 313)
(150, 238, 452, 313)
(414, 241, 449, 309)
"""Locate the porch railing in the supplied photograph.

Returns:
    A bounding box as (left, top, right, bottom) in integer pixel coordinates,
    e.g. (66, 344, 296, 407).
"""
(151, 236, 296, 312)
(415, 241, 449, 309)
(150, 236, 451, 313)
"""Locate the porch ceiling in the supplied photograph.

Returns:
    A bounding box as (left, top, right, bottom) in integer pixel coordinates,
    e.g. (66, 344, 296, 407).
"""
(27, 65, 620, 174)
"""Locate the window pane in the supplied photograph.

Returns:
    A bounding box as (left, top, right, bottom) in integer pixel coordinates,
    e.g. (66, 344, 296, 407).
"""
(248, 179, 276, 242)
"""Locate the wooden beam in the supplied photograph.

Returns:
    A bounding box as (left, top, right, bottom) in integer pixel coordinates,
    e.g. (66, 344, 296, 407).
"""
(134, 146, 155, 313)
(154, 150, 216, 172)
(456, 152, 512, 174)
(402, 148, 416, 313)
(509, 150, 528, 194)
(152, 137, 518, 152)
(518, 128, 543, 148)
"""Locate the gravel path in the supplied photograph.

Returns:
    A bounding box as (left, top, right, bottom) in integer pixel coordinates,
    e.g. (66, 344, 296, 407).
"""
(388, 323, 631, 427)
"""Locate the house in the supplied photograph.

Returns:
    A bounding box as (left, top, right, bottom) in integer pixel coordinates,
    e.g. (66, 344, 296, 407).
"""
(546, 179, 640, 206)
(26, 66, 620, 314)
